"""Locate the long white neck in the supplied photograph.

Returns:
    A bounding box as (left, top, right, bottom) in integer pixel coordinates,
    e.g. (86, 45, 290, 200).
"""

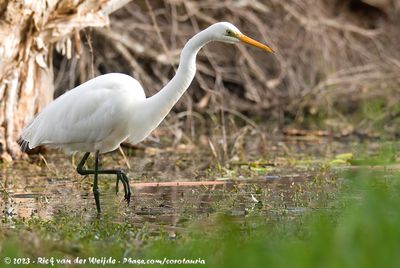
(141, 29, 212, 130)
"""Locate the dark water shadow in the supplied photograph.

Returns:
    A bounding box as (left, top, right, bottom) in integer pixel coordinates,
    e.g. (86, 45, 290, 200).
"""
(0, 137, 378, 230)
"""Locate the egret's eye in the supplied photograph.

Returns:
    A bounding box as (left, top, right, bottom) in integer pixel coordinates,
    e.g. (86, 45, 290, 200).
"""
(226, 29, 233, 36)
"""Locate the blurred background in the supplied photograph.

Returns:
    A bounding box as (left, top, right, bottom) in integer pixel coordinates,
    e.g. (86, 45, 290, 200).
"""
(2, 2, 400, 265)
(1, 0, 400, 160)
(54, 0, 400, 133)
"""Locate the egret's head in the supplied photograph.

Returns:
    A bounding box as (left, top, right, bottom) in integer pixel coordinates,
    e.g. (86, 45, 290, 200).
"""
(209, 22, 273, 53)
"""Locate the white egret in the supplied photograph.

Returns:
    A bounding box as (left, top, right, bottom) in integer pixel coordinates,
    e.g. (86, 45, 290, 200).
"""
(20, 22, 273, 213)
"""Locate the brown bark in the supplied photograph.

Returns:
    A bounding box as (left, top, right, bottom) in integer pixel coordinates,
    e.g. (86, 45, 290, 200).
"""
(361, 0, 394, 11)
(0, 0, 131, 161)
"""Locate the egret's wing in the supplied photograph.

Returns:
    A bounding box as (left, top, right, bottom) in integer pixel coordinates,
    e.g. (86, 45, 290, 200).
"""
(22, 86, 128, 149)
(21, 73, 146, 151)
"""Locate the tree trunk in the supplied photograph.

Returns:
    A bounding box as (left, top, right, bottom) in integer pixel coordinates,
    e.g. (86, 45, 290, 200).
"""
(0, 0, 131, 161)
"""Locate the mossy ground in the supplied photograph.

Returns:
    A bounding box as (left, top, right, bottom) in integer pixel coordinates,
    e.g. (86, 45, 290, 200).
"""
(1, 138, 400, 267)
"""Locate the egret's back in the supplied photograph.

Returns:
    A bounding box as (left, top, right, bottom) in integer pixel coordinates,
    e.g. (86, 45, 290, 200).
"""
(20, 73, 146, 153)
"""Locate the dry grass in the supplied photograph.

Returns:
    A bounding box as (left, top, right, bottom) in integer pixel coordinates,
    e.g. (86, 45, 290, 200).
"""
(53, 0, 400, 145)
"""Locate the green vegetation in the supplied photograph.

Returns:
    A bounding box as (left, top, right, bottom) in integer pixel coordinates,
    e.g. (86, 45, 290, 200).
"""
(1, 142, 400, 268)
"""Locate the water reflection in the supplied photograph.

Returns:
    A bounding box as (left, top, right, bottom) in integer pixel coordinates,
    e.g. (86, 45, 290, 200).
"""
(0, 138, 363, 229)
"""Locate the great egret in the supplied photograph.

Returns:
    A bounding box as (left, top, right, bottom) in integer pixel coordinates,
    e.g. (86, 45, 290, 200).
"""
(20, 22, 273, 213)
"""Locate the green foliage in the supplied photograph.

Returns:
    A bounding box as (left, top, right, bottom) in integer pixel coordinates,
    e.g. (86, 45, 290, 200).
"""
(350, 142, 398, 165)
(2, 149, 400, 267)
(142, 169, 400, 268)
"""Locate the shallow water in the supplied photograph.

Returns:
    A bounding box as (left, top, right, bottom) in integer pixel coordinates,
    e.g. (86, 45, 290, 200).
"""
(0, 137, 386, 230)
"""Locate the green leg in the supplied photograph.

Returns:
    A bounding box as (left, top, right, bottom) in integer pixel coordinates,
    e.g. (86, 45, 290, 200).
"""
(76, 152, 131, 211)
(93, 151, 101, 213)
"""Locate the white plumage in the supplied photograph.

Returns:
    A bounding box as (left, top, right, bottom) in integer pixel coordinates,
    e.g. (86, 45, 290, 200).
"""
(19, 22, 273, 213)
(21, 23, 272, 154)
(21, 73, 146, 153)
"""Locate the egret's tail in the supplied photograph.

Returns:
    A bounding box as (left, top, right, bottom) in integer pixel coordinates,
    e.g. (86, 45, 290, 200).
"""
(17, 138, 30, 152)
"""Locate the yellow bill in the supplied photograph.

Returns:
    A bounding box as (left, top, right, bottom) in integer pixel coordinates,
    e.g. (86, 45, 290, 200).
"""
(239, 34, 273, 53)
